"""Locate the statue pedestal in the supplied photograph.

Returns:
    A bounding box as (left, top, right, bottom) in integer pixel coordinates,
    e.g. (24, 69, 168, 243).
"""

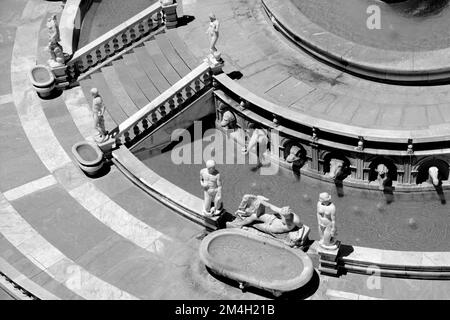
(317, 241, 341, 277)
(162, 3, 178, 29)
(50, 65, 69, 90)
(204, 54, 224, 75)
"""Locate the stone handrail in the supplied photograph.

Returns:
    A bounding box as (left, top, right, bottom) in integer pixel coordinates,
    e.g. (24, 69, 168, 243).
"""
(100, 62, 212, 150)
(66, 2, 163, 81)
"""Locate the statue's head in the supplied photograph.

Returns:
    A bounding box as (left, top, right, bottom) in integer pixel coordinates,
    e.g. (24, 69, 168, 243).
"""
(220, 110, 235, 128)
(376, 163, 389, 178)
(209, 13, 216, 21)
(286, 145, 302, 163)
(206, 159, 216, 173)
(90, 87, 99, 98)
(280, 206, 294, 221)
(319, 192, 332, 205)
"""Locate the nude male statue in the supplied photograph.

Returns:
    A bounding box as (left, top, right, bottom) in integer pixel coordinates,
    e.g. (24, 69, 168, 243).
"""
(317, 192, 337, 249)
(200, 159, 223, 216)
(90, 88, 107, 141)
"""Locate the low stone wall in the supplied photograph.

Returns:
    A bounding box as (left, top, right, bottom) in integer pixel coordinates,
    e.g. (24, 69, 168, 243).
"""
(212, 74, 450, 191)
(59, 0, 94, 56)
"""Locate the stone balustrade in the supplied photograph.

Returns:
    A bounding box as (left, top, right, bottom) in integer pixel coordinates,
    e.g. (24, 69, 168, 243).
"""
(99, 62, 212, 150)
(66, 2, 164, 81)
(212, 74, 450, 191)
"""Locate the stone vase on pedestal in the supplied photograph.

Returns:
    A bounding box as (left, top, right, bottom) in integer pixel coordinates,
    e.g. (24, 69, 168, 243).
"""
(28, 65, 55, 98)
(72, 141, 104, 176)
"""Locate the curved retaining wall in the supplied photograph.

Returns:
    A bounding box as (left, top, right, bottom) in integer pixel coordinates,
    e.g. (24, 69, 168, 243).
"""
(261, 0, 450, 85)
(213, 73, 450, 192)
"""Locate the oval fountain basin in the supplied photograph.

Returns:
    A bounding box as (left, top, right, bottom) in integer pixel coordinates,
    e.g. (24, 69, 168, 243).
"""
(199, 229, 314, 293)
(72, 141, 104, 175)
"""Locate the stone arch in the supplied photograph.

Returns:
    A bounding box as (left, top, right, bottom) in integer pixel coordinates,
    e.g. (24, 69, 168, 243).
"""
(415, 157, 449, 184)
(368, 156, 397, 182)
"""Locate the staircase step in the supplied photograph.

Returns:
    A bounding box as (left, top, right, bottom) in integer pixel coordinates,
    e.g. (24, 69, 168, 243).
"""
(155, 33, 191, 77)
(112, 59, 150, 110)
(166, 29, 200, 70)
(144, 41, 181, 85)
(122, 53, 160, 102)
(133, 46, 171, 93)
(100, 65, 140, 117)
(79, 77, 122, 127)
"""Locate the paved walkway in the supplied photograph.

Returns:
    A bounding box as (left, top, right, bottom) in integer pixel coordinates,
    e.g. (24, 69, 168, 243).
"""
(177, 0, 450, 136)
(1, 0, 450, 300)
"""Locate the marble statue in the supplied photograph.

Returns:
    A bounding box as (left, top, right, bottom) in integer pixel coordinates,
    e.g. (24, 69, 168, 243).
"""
(47, 14, 64, 67)
(200, 159, 223, 216)
(220, 110, 236, 129)
(242, 123, 268, 156)
(326, 158, 345, 180)
(285, 145, 302, 163)
(90, 88, 107, 142)
(206, 13, 219, 54)
(317, 192, 337, 249)
(227, 194, 310, 248)
(428, 166, 439, 186)
(375, 163, 389, 190)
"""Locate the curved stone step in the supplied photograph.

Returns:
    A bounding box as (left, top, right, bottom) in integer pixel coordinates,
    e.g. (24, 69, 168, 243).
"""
(165, 29, 201, 70)
(112, 59, 150, 109)
(122, 52, 160, 102)
(155, 33, 191, 77)
(133, 46, 171, 93)
(144, 41, 181, 85)
(101, 66, 138, 117)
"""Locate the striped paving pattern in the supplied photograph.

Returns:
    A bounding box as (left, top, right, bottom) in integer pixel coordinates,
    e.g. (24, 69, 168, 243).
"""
(0, 0, 223, 300)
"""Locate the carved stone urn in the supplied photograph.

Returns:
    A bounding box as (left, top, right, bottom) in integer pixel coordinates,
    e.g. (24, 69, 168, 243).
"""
(29, 65, 55, 98)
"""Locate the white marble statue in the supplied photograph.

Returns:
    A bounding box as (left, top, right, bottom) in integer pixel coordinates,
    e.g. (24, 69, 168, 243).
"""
(227, 194, 310, 247)
(317, 192, 337, 249)
(90, 88, 107, 142)
(200, 159, 223, 216)
(47, 14, 64, 67)
(206, 13, 219, 54)
(375, 163, 389, 190)
(428, 166, 439, 186)
(286, 145, 302, 163)
(326, 158, 344, 180)
(242, 124, 268, 157)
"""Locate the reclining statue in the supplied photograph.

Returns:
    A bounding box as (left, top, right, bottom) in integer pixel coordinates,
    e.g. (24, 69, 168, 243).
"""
(226, 194, 310, 248)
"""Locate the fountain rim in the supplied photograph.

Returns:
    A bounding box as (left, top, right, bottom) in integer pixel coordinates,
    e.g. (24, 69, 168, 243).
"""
(262, 0, 450, 85)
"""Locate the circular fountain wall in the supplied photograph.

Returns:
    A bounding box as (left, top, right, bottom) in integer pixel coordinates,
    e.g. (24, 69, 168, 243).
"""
(262, 0, 450, 83)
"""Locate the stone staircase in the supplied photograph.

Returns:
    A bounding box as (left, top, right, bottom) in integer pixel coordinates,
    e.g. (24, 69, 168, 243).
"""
(79, 30, 200, 129)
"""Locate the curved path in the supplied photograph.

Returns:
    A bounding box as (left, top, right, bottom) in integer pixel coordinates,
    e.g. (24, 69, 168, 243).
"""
(178, 0, 450, 141)
(1, 0, 450, 300)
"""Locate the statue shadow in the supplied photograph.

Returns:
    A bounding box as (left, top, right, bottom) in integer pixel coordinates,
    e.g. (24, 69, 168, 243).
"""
(227, 71, 243, 80)
(332, 245, 354, 277)
(382, 181, 395, 204)
(80, 160, 111, 179)
(433, 184, 446, 205)
(205, 266, 320, 300)
(177, 15, 195, 27)
(37, 89, 63, 100)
